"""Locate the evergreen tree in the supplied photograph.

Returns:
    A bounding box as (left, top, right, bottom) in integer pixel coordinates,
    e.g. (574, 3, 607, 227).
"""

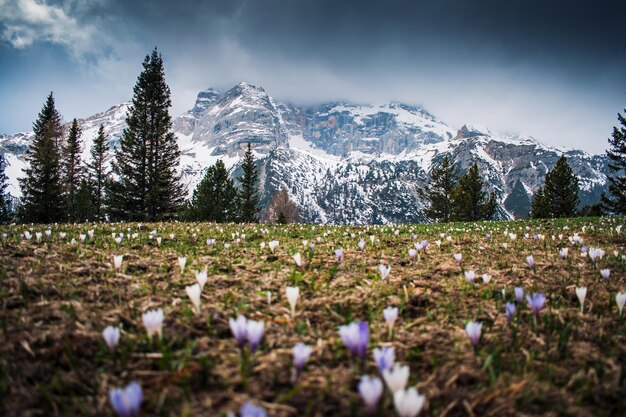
(87, 124, 110, 221)
(62, 118, 82, 221)
(424, 155, 458, 222)
(601, 109, 626, 214)
(0, 153, 12, 223)
(19, 92, 65, 223)
(185, 160, 239, 222)
(73, 176, 96, 222)
(545, 156, 579, 217)
(109, 48, 184, 221)
(238, 143, 260, 223)
(451, 163, 497, 221)
(531, 156, 579, 218)
(529, 186, 550, 219)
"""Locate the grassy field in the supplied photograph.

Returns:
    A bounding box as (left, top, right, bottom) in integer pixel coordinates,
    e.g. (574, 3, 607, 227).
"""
(0, 217, 625, 417)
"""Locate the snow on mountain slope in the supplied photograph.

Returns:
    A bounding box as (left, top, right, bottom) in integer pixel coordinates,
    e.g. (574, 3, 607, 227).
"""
(0, 83, 610, 223)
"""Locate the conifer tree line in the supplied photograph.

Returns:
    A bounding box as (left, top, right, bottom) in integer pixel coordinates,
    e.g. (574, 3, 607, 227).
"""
(11, 47, 267, 224)
(423, 156, 497, 223)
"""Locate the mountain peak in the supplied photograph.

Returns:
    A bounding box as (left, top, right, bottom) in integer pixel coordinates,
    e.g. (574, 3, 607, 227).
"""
(456, 123, 491, 139)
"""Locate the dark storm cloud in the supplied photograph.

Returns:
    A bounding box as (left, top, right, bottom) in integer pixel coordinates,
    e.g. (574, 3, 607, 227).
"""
(1, 0, 624, 153)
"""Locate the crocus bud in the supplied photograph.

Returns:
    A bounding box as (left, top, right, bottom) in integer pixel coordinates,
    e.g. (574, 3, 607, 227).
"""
(195, 269, 208, 289)
(378, 264, 391, 282)
(292, 342, 312, 374)
(292, 252, 302, 267)
(616, 292, 626, 316)
(178, 256, 187, 273)
(286, 286, 300, 319)
(113, 255, 124, 272)
(465, 321, 482, 346)
(185, 283, 201, 314)
(102, 326, 120, 351)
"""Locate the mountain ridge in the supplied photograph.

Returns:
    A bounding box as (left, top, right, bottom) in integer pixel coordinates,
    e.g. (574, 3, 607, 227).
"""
(0, 82, 609, 223)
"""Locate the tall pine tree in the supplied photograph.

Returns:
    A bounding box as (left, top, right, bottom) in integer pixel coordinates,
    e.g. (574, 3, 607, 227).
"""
(87, 124, 110, 221)
(184, 160, 240, 222)
(531, 156, 579, 218)
(601, 109, 626, 214)
(451, 163, 497, 221)
(109, 48, 184, 221)
(424, 155, 458, 222)
(238, 142, 260, 223)
(62, 118, 82, 221)
(0, 154, 11, 223)
(19, 92, 65, 223)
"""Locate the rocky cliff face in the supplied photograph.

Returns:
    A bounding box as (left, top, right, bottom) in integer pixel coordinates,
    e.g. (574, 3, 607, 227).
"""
(0, 82, 609, 223)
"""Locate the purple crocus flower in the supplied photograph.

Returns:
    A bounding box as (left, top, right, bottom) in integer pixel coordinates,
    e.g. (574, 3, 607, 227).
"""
(514, 287, 524, 303)
(229, 315, 248, 347)
(526, 292, 546, 317)
(485, 233, 491, 239)
(526, 255, 534, 269)
(240, 402, 268, 417)
(339, 321, 369, 359)
(292, 342, 313, 373)
(246, 320, 265, 353)
(335, 248, 344, 263)
(109, 381, 142, 417)
(465, 321, 482, 346)
(505, 302, 516, 322)
(373, 346, 395, 372)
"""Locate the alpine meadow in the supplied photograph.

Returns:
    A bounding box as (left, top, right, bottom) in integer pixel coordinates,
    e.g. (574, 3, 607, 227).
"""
(0, 1, 625, 417)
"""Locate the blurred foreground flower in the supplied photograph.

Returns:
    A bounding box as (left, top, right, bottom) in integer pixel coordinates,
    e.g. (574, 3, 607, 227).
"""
(383, 363, 409, 394)
(185, 283, 201, 314)
(358, 375, 383, 412)
(240, 402, 267, 417)
(339, 321, 369, 359)
(394, 387, 425, 417)
(505, 303, 516, 322)
(373, 346, 395, 372)
(109, 381, 142, 417)
(526, 292, 546, 318)
(142, 309, 164, 342)
(292, 342, 313, 375)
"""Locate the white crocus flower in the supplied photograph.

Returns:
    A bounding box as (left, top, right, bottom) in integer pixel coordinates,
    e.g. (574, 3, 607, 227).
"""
(576, 287, 587, 313)
(178, 256, 187, 273)
(382, 364, 410, 394)
(113, 255, 124, 272)
(286, 286, 300, 319)
(185, 283, 202, 314)
(394, 387, 426, 417)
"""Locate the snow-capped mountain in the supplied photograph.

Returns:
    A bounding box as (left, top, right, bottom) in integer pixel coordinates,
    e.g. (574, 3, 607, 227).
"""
(0, 82, 609, 223)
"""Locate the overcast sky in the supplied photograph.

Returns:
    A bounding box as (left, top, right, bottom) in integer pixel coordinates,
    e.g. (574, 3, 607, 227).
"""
(1, 0, 624, 154)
